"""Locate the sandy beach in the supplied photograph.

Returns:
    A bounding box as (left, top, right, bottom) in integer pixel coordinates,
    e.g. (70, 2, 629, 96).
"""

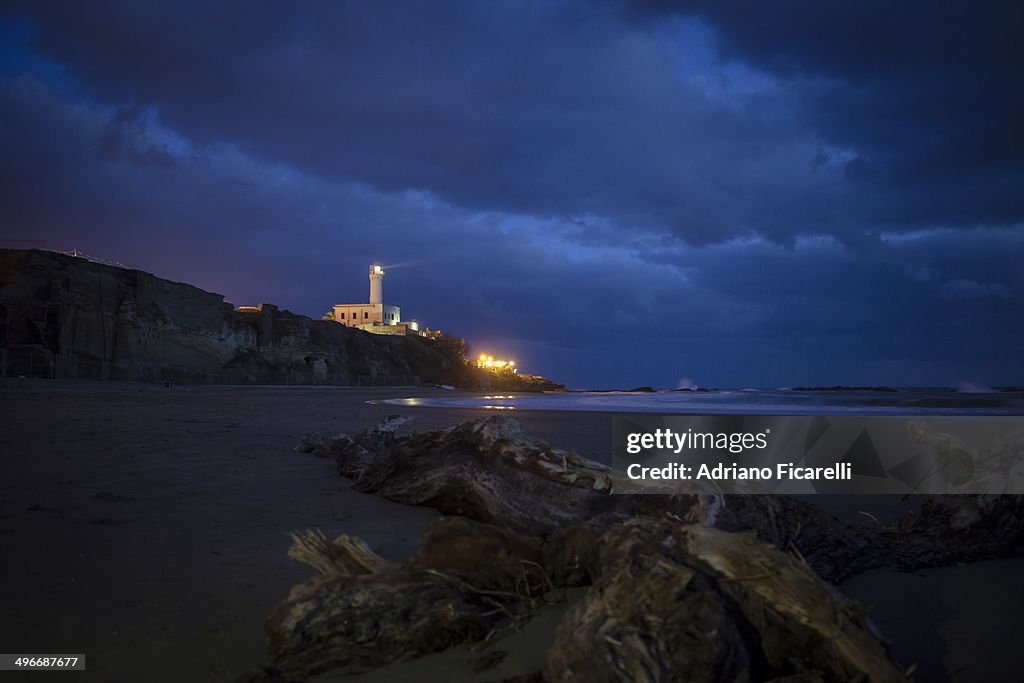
(2, 380, 1022, 682)
(0, 381, 609, 682)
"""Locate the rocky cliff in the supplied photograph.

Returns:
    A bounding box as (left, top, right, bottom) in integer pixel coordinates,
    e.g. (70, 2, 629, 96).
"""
(0, 249, 471, 386)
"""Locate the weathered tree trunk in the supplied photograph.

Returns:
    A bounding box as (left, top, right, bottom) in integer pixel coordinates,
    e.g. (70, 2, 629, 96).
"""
(260, 517, 546, 681)
(305, 416, 619, 536)
(256, 515, 910, 682)
(545, 521, 908, 683)
(301, 417, 1024, 580)
(882, 494, 1024, 570)
(257, 416, 1024, 682)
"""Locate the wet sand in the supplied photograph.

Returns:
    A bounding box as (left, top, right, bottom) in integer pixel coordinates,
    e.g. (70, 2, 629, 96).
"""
(1, 380, 1021, 682)
(0, 380, 607, 682)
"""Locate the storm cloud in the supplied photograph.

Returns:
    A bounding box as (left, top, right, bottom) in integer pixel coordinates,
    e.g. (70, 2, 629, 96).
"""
(1, 1, 1021, 387)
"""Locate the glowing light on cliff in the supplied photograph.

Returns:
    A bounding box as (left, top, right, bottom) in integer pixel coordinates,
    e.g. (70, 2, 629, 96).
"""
(472, 355, 517, 372)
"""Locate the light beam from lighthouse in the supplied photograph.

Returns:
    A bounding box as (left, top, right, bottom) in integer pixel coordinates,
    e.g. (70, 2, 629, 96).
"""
(369, 262, 384, 304)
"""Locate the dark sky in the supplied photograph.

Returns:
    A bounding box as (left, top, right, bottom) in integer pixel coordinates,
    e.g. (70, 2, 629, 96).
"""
(1, 1, 1022, 389)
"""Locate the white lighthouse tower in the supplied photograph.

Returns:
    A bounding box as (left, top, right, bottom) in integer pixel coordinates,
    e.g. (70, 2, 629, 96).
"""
(369, 262, 384, 304)
(333, 262, 401, 330)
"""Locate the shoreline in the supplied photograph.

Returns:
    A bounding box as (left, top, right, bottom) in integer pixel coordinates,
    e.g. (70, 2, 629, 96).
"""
(0, 380, 610, 682)
(1, 379, 1021, 682)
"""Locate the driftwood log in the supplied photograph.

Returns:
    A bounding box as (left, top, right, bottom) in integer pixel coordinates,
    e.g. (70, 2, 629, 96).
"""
(247, 416, 1024, 682)
(545, 521, 906, 683)
(883, 494, 1024, 570)
(254, 516, 908, 682)
(298, 415, 621, 536)
(260, 517, 549, 681)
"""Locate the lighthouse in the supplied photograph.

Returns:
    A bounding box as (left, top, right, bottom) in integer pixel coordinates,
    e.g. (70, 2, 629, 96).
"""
(331, 261, 441, 337)
(369, 262, 384, 304)
(332, 262, 401, 330)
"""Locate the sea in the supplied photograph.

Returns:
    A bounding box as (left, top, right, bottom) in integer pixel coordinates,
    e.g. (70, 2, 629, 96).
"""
(385, 388, 1024, 416)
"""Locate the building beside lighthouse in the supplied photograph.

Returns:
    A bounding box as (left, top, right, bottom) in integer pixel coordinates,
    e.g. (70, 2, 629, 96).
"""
(332, 262, 436, 337)
(333, 263, 400, 328)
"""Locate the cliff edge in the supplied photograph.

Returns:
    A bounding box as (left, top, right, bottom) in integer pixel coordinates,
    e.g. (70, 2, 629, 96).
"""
(0, 249, 472, 386)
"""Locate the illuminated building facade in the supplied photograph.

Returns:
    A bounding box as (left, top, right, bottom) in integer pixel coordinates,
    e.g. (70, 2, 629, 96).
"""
(333, 263, 401, 329)
(332, 262, 437, 337)
(473, 354, 517, 373)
